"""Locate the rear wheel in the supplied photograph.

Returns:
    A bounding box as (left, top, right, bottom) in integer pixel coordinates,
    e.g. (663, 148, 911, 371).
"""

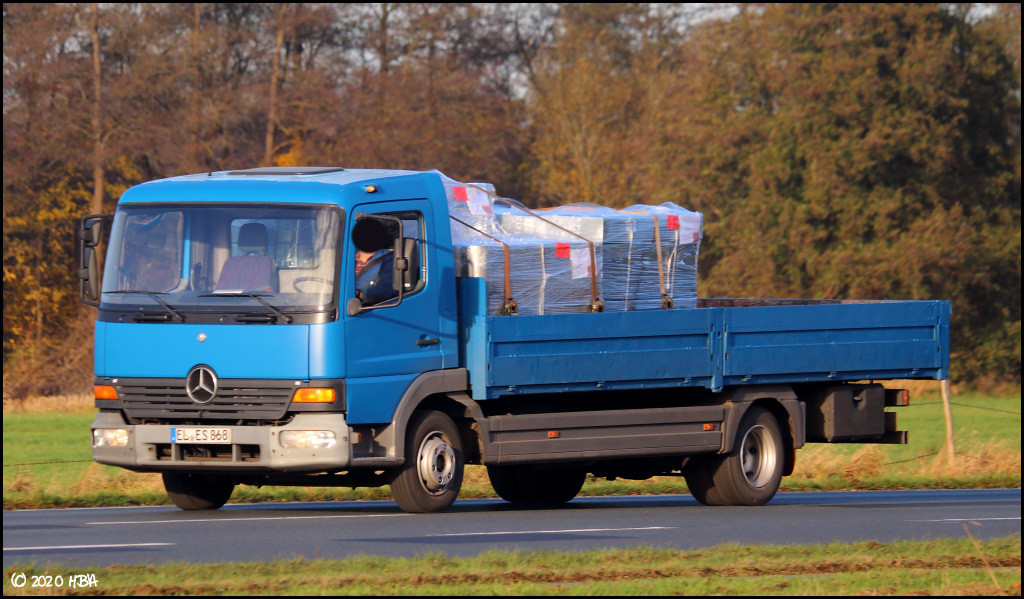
(683, 457, 724, 506)
(390, 410, 464, 513)
(162, 472, 234, 510)
(486, 465, 531, 504)
(487, 465, 585, 505)
(708, 406, 784, 506)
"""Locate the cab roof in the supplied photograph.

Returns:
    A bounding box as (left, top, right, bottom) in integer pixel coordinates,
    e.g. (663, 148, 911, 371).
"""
(156, 166, 423, 185)
(118, 167, 441, 206)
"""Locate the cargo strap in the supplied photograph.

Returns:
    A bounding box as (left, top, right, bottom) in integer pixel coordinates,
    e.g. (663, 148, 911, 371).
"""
(471, 185, 604, 313)
(450, 215, 519, 316)
(619, 210, 672, 309)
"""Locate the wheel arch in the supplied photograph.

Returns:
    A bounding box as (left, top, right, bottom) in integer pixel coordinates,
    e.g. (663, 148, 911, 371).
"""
(380, 368, 473, 461)
(720, 385, 805, 477)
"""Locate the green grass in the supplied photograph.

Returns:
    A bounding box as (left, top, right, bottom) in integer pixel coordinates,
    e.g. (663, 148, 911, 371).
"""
(3, 536, 1020, 595)
(3, 392, 1020, 509)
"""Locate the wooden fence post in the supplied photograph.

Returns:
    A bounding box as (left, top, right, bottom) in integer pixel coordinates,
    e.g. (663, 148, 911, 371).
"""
(941, 379, 955, 466)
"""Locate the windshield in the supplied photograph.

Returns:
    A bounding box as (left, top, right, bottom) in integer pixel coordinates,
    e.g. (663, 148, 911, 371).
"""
(101, 204, 342, 318)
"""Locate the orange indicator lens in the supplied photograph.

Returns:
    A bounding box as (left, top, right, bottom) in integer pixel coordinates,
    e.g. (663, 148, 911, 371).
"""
(94, 385, 118, 400)
(292, 388, 336, 403)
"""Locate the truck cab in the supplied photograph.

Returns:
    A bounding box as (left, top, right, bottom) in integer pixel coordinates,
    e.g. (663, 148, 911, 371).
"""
(86, 167, 467, 510)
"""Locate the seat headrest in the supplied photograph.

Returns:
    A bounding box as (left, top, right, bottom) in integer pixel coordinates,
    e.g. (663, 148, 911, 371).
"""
(238, 223, 269, 254)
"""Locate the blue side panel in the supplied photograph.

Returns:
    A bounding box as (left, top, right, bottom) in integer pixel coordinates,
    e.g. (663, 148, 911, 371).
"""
(345, 373, 421, 423)
(308, 321, 346, 379)
(94, 322, 107, 377)
(721, 301, 950, 385)
(480, 304, 716, 399)
(458, 278, 491, 400)
(459, 294, 951, 400)
(100, 322, 309, 379)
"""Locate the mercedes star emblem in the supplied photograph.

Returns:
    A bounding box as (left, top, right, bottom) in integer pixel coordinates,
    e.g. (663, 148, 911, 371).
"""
(185, 365, 218, 404)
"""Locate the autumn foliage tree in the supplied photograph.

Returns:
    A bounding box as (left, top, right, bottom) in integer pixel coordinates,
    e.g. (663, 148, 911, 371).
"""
(648, 4, 1020, 381)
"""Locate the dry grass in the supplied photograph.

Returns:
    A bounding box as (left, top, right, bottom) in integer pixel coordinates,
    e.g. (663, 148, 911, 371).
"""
(878, 379, 945, 399)
(68, 462, 165, 496)
(2, 392, 93, 414)
(791, 441, 1022, 484)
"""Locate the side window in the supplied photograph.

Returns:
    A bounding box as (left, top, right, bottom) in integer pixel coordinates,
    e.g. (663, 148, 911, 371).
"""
(119, 211, 183, 292)
(352, 211, 424, 306)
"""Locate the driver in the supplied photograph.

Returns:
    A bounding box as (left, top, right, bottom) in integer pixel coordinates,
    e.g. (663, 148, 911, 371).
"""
(352, 218, 397, 305)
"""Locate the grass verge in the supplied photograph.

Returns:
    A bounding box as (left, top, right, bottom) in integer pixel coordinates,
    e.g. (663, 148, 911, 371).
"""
(3, 536, 1020, 596)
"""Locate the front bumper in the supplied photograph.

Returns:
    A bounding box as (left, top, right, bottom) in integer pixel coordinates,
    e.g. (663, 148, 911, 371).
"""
(91, 411, 352, 473)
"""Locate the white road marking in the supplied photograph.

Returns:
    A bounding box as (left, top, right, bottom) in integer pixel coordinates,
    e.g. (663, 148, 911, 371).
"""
(4, 542, 173, 552)
(428, 526, 676, 537)
(88, 513, 407, 525)
(910, 517, 1021, 522)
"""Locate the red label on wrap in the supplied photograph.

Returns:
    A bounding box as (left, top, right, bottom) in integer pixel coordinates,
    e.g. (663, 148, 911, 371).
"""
(667, 215, 679, 230)
(452, 186, 468, 201)
(555, 242, 570, 258)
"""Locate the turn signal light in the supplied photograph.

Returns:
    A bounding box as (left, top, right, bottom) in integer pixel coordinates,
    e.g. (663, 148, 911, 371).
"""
(292, 388, 336, 403)
(94, 385, 118, 400)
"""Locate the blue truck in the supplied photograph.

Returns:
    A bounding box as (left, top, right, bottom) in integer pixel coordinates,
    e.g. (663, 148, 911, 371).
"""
(79, 167, 951, 513)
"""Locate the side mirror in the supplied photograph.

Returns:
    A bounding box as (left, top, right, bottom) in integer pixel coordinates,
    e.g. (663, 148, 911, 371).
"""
(347, 297, 364, 316)
(78, 214, 111, 306)
(393, 238, 419, 293)
(392, 238, 408, 292)
(81, 220, 103, 248)
(80, 245, 100, 302)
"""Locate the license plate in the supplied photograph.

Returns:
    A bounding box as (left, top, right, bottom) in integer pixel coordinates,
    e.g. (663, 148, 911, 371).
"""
(171, 427, 231, 444)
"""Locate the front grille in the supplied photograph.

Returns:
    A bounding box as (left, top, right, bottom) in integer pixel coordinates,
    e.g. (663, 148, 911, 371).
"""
(155, 443, 261, 462)
(115, 377, 296, 421)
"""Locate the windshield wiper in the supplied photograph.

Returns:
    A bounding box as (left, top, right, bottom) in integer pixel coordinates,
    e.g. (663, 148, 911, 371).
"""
(104, 290, 185, 322)
(199, 291, 294, 324)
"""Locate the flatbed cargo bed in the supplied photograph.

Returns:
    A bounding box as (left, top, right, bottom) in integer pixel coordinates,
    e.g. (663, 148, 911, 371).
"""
(459, 278, 950, 399)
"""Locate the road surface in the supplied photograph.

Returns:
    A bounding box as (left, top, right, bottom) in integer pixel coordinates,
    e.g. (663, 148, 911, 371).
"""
(3, 489, 1020, 568)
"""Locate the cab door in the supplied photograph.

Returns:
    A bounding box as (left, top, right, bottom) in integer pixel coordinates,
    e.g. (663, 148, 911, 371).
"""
(344, 199, 444, 424)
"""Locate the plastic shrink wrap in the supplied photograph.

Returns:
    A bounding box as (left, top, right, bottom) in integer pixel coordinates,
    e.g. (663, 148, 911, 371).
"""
(441, 173, 598, 316)
(541, 204, 664, 311)
(623, 203, 702, 309)
(436, 170, 701, 315)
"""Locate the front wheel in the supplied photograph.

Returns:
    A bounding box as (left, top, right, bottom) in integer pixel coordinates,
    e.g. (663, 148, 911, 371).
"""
(390, 410, 464, 513)
(707, 406, 785, 506)
(162, 472, 234, 510)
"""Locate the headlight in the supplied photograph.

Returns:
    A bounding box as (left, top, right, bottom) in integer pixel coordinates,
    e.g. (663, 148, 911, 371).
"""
(279, 430, 337, 449)
(93, 428, 129, 447)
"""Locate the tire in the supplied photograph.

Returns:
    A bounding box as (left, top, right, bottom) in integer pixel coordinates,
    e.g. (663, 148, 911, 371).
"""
(162, 472, 234, 510)
(708, 406, 785, 506)
(390, 410, 464, 513)
(486, 465, 531, 504)
(683, 457, 725, 506)
(487, 465, 585, 505)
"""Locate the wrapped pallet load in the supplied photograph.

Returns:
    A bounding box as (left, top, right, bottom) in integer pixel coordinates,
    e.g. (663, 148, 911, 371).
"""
(624, 203, 703, 309)
(438, 170, 701, 314)
(495, 212, 603, 315)
(541, 204, 663, 311)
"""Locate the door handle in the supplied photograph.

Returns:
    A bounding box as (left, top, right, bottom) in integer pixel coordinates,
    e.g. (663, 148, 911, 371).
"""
(416, 337, 439, 346)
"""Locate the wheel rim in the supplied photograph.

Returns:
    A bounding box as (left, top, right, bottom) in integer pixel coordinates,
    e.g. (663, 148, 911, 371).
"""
(416, 431, 455, 495)
(739, 424, 778, 488)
